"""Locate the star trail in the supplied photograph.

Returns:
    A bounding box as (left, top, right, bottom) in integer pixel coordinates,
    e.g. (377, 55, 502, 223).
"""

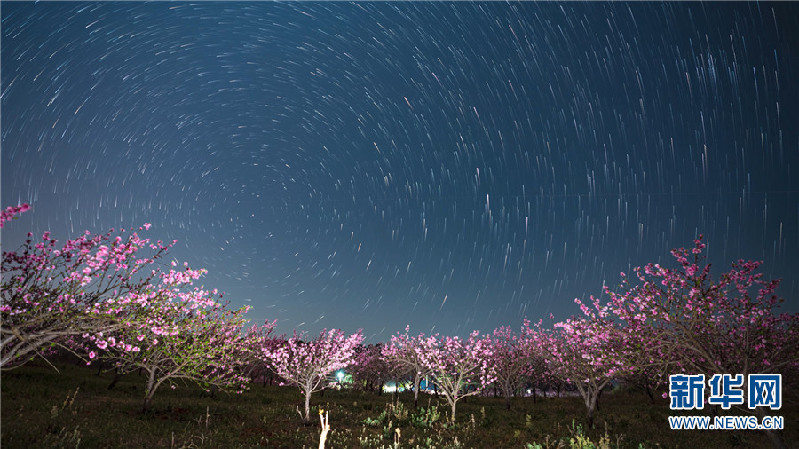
(2, 2, 797, 341)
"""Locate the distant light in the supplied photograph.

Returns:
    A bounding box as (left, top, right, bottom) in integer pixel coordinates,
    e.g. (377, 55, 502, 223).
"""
(336, 370, 344, 381)
(382, 381, 406, 393)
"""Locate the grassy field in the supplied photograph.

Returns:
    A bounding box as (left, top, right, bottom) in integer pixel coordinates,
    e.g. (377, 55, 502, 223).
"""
(1, 361, 795, 448)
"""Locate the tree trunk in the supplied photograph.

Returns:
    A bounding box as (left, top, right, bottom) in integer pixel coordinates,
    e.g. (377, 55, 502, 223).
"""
(304, 390, 312, 424)
(143, 369, 157, 412)
(596, 387, 603, 412)
(644, 385, 655, 404)
(143, 394, 153, 412)
(107, 369, 123, 390)
(586, 393, 598, 429)
(755, 407, 788, 449)
(502, 383, 512, 410)
(414, 374, 421, 408)
(450, 400, 457, 423)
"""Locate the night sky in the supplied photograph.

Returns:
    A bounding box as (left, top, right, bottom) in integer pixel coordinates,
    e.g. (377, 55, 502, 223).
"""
(2, 2, 797, 342)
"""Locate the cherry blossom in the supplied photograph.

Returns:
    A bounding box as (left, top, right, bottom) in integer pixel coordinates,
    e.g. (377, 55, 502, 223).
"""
(382, 326, 434, 407)
(415, 330, 495, 423)
(258, 328, 363, 423)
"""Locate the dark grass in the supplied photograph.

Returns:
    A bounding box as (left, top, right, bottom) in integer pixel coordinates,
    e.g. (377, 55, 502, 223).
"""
(1, 361, 796, 448)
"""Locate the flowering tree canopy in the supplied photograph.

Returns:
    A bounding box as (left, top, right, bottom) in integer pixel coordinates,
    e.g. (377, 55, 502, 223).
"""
(1, 221, 172, 369)
(87, 263, 253, 410)
(602, 237, 799, 378)
(351, 343, 400, 395)
(240, 320, 280, 385)
(485, 324, 533, 410)
(416, 331, 495, 423)
(594, 237, 798, 448)
(541, 313, 628, 429)
(0, 203, 30, 228)
(260, 328, 363, 423)
(382, 326, 433, 407)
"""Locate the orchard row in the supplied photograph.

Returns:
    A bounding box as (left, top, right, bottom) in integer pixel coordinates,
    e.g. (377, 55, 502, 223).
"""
(2, 204, 796, 445)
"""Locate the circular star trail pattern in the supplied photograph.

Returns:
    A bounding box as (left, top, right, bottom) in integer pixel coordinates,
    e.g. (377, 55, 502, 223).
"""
(2, 3, 797, 341)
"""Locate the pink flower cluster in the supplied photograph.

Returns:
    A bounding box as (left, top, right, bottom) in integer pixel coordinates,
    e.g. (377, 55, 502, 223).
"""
(0, 203, 30, 228)
(257, 328, 363, 422)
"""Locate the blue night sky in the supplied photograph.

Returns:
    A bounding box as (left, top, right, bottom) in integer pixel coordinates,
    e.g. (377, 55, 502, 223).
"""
(2, 2, 797, 342)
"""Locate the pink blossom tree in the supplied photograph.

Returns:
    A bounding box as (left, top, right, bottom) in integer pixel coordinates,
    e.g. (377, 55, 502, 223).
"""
(241, 320, 280, 386)
(600, 236, 798, 448)
(605, 237, 798, 377)
(2, 204, 258, 411)
(486, 324, 535, 410)
(2, 221, 172, 369)
(350, 343, 397, 394)
(382, 327, 433, 407)
(620, 362, 670, 404)
(416, 331, 495, 423)
(522, 323, 552, 402)
(259, 328, 363, 423)
(87, 263, 254, 411)
(536, 309, 628, 429)
(0, 203, 30, 228)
